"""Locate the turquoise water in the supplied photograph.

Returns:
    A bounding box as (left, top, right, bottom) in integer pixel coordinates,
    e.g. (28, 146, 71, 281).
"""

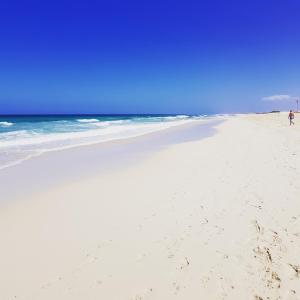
(0, 114, 209, 169)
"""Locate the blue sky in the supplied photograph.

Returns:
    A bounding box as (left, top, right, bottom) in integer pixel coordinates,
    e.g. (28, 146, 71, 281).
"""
(0, 0, 300, 114)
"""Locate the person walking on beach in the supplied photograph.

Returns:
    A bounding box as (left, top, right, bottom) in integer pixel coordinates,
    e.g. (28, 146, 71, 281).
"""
(288, 110, 295, 125)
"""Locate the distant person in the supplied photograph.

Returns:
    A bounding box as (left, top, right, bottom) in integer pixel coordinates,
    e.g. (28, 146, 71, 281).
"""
(288, 110, 295, 125)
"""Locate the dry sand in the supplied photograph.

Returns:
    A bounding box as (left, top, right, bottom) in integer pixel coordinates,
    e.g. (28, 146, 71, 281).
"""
(0, 112, 300, 300)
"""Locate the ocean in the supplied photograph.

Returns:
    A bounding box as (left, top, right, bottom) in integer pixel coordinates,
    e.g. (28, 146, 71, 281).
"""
(0, 114, 209, 170)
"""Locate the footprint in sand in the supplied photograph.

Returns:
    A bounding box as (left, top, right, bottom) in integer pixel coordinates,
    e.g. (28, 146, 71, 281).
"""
(287, 290, 298, 300)
(172, 282, 181, 294)
(288, 264, 300, 277)
(200, 218, 208, 225)
(253, 220, 264, 234)
(271, 271, 281, 287)
(265, 268, 281, 289)
(134, 287, 153, 300)
(200, 276, 210, 286)
(179, 257, 190, 270)
(253, 246, 272, 263)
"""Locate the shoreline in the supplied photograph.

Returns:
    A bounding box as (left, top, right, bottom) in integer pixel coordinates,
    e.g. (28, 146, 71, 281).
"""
(0, 118, 222, 203)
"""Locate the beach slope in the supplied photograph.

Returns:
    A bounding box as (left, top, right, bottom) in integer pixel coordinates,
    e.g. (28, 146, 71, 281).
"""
(0, 113, 299, 300)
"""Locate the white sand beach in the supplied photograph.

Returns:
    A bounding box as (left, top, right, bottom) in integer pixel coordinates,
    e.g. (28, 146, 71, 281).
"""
(0, 113, 300, 300)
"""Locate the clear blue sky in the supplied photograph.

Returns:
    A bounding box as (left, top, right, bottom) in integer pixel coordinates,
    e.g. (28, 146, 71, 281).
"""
(1, 0, 300, 114)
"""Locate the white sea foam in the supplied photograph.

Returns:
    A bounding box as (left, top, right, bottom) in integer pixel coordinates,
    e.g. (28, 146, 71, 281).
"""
(94, 120, 131, 127)
(0, 119, 192, 148)
(0, 115, 213, 170)
(76, 119, 99, 123)
(174, 115, 189, 118)
(0, 122, 13, 127)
